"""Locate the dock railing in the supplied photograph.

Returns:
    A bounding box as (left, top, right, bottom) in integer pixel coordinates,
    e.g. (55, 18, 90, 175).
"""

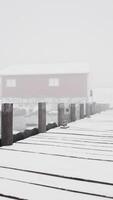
(0, 101, 110, 146)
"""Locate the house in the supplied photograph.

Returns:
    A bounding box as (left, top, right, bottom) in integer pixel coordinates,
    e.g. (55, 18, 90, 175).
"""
(0, 63, 89, 100)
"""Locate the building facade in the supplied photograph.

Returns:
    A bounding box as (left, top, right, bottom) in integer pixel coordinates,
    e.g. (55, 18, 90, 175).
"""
(0, 64, 89, 99)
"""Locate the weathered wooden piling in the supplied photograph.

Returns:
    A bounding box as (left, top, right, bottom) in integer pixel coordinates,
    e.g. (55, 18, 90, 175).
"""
(90, 103, 93, 115)
(58, 103, 65, 126)
(70, 104, 76, 122)
(38, 102, 46, 133)
(80, 103, 84, 119)
(76, 104, 80, 120)
(65, 106, 70, 123)
(96, 103, 102, 113)
(101, 103, 110, 112)
(86, 103, 90, 118)
(95, 103, 99, 113)
(91, 102, 96, 115)
(1, 103, 13, 146)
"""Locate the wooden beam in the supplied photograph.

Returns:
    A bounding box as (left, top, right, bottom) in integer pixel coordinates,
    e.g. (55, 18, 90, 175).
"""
(58, 103, 65, 126)
(80, 103, 84, 119)
(92, 102, 96, 114)
(86, 103, 91, 118)
(38, 102, 46, 133)
(90, 102, 96, 115)
(70, 104, 76, 122)
(1, 103, 13, 146)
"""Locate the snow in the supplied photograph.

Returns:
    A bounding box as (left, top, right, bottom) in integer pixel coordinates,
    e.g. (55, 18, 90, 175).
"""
(0, 63, 89, 75)
(0, 109, 113, 199)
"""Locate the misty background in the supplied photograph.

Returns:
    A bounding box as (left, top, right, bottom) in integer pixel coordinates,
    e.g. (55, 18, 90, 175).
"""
(0, 0, 113, 101)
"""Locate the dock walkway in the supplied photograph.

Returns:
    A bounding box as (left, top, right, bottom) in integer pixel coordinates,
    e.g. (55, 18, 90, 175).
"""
(0, 110, 113, 199)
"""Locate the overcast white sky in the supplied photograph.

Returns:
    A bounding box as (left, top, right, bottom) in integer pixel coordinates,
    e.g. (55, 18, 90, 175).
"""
(0, 0, 113, 88)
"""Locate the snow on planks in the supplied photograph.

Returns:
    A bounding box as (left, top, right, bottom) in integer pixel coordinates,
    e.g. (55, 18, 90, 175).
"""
(0, 110, 113, 199)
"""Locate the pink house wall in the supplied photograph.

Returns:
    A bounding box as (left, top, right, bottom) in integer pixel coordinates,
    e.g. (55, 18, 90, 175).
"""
(1, 74, 88, 98)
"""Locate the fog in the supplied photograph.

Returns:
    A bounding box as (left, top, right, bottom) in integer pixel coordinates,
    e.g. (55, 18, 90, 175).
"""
(0, 0, 113, 89)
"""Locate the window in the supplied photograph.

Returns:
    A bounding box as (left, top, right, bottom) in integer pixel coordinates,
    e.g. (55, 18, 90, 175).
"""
(49, 78, 59, 87)
(6, 79, 16, 87)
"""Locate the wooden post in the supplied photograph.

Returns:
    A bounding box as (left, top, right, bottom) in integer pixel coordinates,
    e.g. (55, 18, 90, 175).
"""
(70, 104, 76, 122)
(105, 104, 110, 111)
(1, 103, 13, 146)
(86, 103, 90, 118)
(96, 103, 101, 113)
(95, 103, 97, 114)
(65, 106, 70, 123)
(93, 102, 96, 114)
(58, 103, 65, 126)
(90, 103, 93, 115)
(91, 102, 96, 115)
(76, 104, 80, 120)
(80, 103, 84, 119)
(38, 102, 46, 133)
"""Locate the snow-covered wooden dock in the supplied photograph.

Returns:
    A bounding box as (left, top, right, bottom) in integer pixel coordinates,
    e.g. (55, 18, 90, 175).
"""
(0, 109, 113, 199)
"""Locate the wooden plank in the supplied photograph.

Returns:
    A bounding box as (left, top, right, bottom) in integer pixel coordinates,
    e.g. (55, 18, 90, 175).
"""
(0, 178, 109, 200)
(0, 109, 113, 199)
(17, 139, 113, 152)
(0, 177, 80, 200)
(1, 146, 113, 185)
(4, 139, 113, 161)
(0, 167, 113, 199)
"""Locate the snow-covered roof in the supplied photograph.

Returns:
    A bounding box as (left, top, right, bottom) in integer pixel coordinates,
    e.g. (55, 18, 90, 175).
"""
(0, 63, 89, 76)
